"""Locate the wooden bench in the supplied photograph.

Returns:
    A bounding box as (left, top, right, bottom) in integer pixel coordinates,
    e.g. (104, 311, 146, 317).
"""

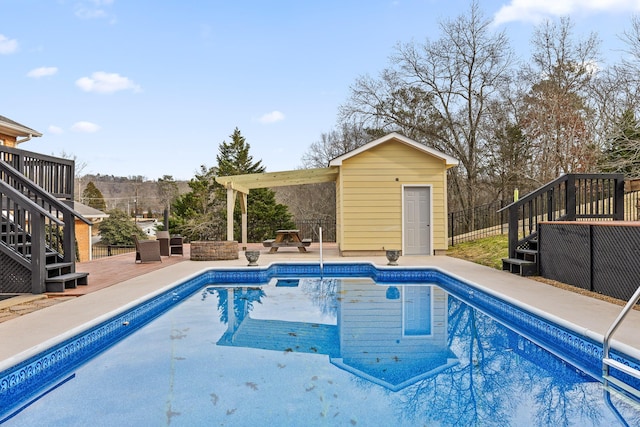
(263, 238, 312, 252)
(263, 239, 276, 247)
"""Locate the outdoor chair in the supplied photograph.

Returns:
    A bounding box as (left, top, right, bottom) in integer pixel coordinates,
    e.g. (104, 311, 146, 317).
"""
(156, 231, 171, 256)
(132, 235, 162, 263)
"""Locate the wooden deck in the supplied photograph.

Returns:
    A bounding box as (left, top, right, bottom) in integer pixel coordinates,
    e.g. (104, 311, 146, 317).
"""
(0, 242, 338, 323)
(65, 244, 193, 296)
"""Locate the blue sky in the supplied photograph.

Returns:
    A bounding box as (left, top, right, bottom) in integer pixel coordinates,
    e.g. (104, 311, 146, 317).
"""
(2, 0, 640, 180)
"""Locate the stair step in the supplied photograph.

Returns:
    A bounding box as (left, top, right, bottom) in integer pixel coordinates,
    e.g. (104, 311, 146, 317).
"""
(45, 272, 89, 293)
(515, 248, 538, 262)
(46, 262, 74, 271)
(502, 258, 537, 276)
(516, 248, 537, 255)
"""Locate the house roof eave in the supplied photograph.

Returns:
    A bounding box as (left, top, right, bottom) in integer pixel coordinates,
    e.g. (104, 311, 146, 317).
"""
(0, 115, 43, 139)
(328, 132, 459, 167)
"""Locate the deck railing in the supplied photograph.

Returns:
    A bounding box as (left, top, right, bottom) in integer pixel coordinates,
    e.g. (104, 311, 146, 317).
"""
(499, 174, 625, 259)
(0, 145, 74, 199)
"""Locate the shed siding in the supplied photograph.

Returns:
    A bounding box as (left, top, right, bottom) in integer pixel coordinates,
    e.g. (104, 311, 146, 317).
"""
(337, 140, 448, 254)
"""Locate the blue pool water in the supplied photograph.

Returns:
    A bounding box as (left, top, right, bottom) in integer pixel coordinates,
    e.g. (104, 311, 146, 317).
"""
(1, 263, 639, 426)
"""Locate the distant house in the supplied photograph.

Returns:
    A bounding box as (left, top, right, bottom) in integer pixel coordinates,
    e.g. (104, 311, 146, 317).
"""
(136, 219, 158, 237)
(64, 201, 109, 262)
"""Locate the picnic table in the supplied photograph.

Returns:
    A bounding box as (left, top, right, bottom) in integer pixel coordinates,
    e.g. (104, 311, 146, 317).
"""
(263, 229, 311, 253)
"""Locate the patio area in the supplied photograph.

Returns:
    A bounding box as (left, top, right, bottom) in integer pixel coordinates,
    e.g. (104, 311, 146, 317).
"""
(1, 242, 640, 372)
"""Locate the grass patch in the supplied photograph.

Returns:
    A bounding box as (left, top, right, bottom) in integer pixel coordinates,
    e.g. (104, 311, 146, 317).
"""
(446, 234, 508, 270)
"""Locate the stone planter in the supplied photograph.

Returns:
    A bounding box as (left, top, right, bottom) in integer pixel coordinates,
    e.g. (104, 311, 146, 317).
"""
(190, 241, 239, 261)
(386, 249, 401, 266)
(245, 250, 260, 266)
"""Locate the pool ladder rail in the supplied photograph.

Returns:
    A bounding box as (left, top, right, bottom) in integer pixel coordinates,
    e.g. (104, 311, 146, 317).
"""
(602, 284, 640, 398)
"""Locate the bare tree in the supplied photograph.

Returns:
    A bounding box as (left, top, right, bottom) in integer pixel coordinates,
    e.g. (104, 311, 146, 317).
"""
(340, 1, 514, 212)
(301, 123, 375, 168)
(520, 17, 601, 182)
(592, 15, 640, 177)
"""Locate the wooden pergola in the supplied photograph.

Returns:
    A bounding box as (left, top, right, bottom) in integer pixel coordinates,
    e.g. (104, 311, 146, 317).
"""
(214, 167, 339, 248)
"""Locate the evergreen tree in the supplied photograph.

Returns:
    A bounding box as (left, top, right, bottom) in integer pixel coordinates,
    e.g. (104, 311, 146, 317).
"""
(215, 128, 295, 241)
(171, 165, 222, 241)
(82, 181, 107, 211)
(171, 128, 294, 241)
(98, 209, 146, 245)
(599, 109, 640, 177)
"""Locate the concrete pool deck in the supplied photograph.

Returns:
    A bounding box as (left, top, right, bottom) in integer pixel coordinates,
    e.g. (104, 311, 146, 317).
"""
(1, 243, 639, 371)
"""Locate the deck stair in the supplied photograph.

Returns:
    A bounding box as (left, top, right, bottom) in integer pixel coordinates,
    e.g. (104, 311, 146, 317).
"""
(0, 154, 90, 294)
(499, 174, 625, 279)
(502, 237, 538, 276)
(6, 229, 90, 293)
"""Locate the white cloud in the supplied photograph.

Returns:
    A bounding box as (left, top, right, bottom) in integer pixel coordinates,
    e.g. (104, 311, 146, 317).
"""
(27, 67, 58, 78)
(74, 0, 115, 21)
(258, 110, 285, 124)
(71, 121, 101, 133)
(76, 71, 141, 94)
(48, 125, 64, 134)
(494, 0, 640, 25)
(0, 34, 18, 54)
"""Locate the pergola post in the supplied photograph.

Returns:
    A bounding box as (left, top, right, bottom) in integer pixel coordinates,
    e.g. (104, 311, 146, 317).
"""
(226, 186, 236, 241)
(241, 192, 248, 250)
(226, 184, 248, 247)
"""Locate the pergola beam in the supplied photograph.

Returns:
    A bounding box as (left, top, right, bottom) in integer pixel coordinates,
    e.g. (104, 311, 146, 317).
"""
(216, 167, 339, 246)
(215, 167, 338, 190)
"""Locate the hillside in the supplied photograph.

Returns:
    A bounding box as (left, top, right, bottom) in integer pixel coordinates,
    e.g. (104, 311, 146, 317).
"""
(77, 174, 191, 216)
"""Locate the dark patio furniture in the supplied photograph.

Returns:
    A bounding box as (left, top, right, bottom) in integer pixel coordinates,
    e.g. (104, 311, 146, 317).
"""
(132, 235, 162, 263)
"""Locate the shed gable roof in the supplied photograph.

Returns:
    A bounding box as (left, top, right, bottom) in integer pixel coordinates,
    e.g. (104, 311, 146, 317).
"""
(0, 115, 43, 139)
(328, 132, 458, 168)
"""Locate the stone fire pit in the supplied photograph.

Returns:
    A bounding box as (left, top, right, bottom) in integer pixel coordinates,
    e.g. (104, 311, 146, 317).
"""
(190, 241, 239, 261)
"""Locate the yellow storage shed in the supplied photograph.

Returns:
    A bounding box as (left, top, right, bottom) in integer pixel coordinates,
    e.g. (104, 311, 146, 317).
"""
(329, 133, 458, 256)
(216, 132, 458, 256)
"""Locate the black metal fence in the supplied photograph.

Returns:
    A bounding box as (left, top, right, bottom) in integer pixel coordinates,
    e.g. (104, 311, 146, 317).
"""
(448, 200, 510, 246)
(447, 187, 640, 247)
(91, 188, 639, 258)
(91, 218, 336, 259)
(92, 244, 135, 259)
(290, 219, 336, 242)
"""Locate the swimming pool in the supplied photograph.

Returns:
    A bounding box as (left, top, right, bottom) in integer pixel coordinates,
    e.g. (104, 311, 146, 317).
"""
(1, 263, 639, 425)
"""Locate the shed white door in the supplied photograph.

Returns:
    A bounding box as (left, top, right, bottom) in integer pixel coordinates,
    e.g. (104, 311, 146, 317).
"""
(403, 186, 431, 255)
